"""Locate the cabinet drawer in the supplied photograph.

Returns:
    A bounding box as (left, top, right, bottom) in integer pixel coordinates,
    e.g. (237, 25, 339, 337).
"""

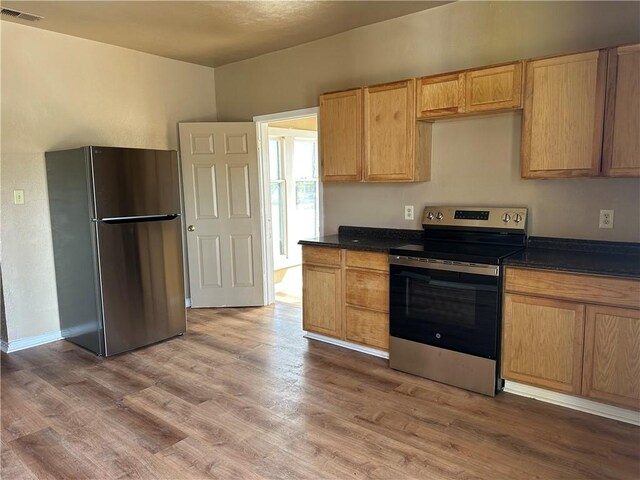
(345, 306, 389, 350)
(345, 270, 389, 312)
(505, 268, 640, 309)
(345, 250, 389, 272)
(302, 246, 342, 267)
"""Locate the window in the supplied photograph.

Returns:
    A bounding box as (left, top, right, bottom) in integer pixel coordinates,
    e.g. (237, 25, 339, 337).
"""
(269, 138, 287, 262)
(267, 127, 319, 270)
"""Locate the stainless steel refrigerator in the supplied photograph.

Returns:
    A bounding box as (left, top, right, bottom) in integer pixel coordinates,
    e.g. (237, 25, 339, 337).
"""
(46, 146, 186, 356)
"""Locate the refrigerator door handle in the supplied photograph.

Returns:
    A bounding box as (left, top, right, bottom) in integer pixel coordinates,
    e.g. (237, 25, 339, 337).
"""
(99, 214, 180, 224)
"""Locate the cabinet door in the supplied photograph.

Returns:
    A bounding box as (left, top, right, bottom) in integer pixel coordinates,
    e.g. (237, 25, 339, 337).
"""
(302, 264, 342, 338)
(582, 305, 640, 410)
(602, 44, 640, 177)
(521, 50, 607, 178)
(502, 294, 585, 394)
(417, 73, 465, 119)
(364, 80, 416, 181)
(465, 63, 523, 113)
(319, 89, 363, 182)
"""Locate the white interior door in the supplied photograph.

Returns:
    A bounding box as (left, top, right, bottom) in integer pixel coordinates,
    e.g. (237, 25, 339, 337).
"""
(179, 122, 264, 307)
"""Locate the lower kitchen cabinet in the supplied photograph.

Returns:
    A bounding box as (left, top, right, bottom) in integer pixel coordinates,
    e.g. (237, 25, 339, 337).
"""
(302, 263, 342, 338)
(582, 305, 640, 410)
(502, 294, 585, 395)
(502, 267, 640, 410)
(302, 246, 389, 351)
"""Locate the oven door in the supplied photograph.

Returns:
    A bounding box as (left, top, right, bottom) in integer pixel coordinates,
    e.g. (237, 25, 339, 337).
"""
(389, 257, 500, 359)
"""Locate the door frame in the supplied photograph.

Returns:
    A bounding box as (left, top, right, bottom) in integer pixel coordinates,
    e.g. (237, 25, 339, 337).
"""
(253, 107, 322, 305)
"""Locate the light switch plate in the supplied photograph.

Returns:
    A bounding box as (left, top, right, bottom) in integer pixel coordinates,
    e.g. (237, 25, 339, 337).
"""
(13, 190, 24, 205)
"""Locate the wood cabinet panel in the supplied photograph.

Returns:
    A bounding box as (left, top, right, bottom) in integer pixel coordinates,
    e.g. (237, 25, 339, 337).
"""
(319, 89, 363, 182)
(302, 245, 342, 267)
(364, 80, 417, 182)
(345, 250, 389, 272)
(345, 270, 389, 312)
(502, 294, 585, 394)
(521, 50, 607, 178)
(465, 62, 523, 113)
(602, 44, 640, 177)
(302, 247, 389, 351)
(505, 268, 640, 309)
(582, 305, 640, 409)
(345, 306, 389, 350)
(302, 264, 342, 338)
(417, 73, 465, 118)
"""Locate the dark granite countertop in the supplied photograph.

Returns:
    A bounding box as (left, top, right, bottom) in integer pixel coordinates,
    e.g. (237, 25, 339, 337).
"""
(300, 228, 640, 279)
(503, 237, 640, 279)
(298, 226, 423, 252)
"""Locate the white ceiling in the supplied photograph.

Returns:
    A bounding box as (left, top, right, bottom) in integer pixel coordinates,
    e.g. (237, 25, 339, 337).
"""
(0, 1, 452, 67)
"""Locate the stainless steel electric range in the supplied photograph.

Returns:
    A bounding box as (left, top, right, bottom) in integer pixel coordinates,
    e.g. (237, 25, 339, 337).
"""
(388, 206, 528, 396)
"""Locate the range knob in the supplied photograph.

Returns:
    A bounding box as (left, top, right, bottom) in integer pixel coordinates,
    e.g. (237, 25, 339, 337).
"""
(426, 211, 434, 220)
(513, 213, 522, 224)
(436, 212, 444, 220)
(502, 213, 511, 223)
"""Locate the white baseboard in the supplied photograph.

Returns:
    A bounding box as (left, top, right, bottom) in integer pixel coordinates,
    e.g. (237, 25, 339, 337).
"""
(303, 331, 389, 359)
(186, 298, 191, 308)
(504, 380, 640, 426)
(1, 330, 64, 353)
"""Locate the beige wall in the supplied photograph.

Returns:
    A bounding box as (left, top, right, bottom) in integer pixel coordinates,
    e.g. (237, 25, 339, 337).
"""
(0, 22, 217, 343)
(215, 1, 640, 241)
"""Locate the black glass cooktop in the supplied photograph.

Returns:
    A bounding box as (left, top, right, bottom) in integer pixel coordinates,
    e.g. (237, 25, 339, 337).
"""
(389, 241, 525, 265)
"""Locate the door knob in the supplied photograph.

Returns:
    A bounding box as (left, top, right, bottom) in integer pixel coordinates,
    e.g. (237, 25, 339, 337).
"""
(187, 225, 195, 232)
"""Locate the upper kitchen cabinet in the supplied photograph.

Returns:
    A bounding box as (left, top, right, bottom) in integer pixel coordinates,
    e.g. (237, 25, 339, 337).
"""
(416, 62, 523, 120)
(521, 50, 607, 178)
(602, 44, 640, 177)
(465, 63, 523, 114)
(319, 88, 363, 182)
(364, 79, 431, 182)
(417, 73, 465, 118)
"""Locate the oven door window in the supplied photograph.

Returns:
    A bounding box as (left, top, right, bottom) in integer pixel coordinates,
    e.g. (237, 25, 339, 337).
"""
(389, 264, 499, 359)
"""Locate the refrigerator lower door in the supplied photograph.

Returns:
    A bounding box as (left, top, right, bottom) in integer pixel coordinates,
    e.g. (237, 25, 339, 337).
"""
(96, 216, 186, 356)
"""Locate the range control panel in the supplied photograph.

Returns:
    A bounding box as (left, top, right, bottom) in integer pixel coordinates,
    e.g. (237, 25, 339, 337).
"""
(422, 206, 528, 231)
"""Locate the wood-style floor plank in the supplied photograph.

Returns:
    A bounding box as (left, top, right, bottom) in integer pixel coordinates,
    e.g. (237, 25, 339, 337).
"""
(2, 302, 639, 479)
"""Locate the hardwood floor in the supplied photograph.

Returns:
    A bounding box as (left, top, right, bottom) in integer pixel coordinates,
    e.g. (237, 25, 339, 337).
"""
(2, 302, 639, 479)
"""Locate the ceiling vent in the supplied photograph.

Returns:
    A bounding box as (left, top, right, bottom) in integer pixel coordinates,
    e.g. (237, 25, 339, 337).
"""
(0, 8, 43, 22)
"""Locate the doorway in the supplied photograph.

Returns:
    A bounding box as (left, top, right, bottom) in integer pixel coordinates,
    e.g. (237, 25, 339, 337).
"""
(255, 108, 321, 306)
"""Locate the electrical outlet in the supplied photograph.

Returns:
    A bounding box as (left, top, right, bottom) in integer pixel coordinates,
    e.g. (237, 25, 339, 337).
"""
(599, 209, 614, 229)
(13, 190, 24, 205)
(404, 205, 414, 220)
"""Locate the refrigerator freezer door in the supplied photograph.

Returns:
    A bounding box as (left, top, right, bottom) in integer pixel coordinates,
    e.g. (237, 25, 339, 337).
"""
(91, 147, 181, 218)
(96, 216, 186, 356)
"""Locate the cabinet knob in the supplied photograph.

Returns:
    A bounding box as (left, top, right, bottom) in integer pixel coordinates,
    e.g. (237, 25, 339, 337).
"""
(187, 225, 195, 232)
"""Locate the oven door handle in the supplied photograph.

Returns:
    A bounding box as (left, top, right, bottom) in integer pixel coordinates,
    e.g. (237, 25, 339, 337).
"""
(393, 271, 497, 292)
(389, 256, 499, 277)
(428, 279, 498, 292)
